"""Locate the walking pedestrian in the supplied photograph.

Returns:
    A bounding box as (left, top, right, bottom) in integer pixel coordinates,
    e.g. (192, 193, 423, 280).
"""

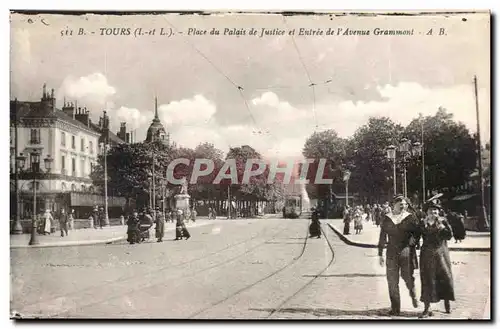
(42, 209, 53, 235)
(98, 207, 105, 229)
(69, 209, 75, 230)
(353, 206, 364, 234)
(447, 211, 466, 243)
(175, 209, 191, 240)
(92, 206, 99, 229)
(127, 210, 140, 244)
(378, 195, 420, 316)
(59, 208, 69, 237)
(191, 207, 197, 223)
(155, 207, 165, 243)
(309, 208, 321, 238)
(419, 201, 455, 318)
(342, 206, 351, 235)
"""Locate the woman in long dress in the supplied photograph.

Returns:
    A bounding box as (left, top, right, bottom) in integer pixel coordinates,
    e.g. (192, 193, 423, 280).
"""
(353, 207, 364, 234)
(43, 209, 52, 235)
(155, 208, 165, 243)
(309, 208, 321, 238)
(419, 202, 455, 318)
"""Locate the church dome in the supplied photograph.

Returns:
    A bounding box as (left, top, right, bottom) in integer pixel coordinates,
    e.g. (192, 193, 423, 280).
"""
(144, 97, 169, 144)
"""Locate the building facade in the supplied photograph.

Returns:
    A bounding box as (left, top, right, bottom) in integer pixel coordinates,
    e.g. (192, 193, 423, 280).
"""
(10, 85, 114, 221)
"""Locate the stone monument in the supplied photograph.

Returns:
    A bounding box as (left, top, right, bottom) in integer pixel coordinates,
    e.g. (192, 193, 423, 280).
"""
(174, 177, 191, 211)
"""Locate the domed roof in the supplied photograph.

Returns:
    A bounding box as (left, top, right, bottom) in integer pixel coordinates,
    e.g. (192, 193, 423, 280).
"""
(144, 97, 169, 144)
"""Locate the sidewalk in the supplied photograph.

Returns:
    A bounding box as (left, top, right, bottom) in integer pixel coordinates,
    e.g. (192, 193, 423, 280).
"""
(325, 219, 491, 252)
(10, 219, 214, 249)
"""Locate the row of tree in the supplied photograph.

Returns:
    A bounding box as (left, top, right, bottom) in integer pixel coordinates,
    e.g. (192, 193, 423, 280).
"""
(90, 142, 287, 209)
(302, 107, 487, 205)
(91, 107, 488, 210)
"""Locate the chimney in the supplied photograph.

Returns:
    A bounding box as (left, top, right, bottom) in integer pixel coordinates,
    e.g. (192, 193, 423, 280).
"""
(75, 107, 90, 127)
(50, 88, 55, 111)
(117, 122, 127, 141)
(62, 102, 75, 119)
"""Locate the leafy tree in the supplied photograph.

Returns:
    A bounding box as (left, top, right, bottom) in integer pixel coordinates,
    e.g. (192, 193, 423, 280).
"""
(90, 141, 176, 209)
(347, 117, 403, 202)
(225, 145, 269, 200)
(190, 142, 225, 200)
(302, 129, 347, 215)
(404, 107, 477, 200)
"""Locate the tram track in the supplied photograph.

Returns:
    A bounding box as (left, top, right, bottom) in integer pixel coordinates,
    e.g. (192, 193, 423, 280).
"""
(47, 222, 295, 317)
(18, 221, 282, 317)
(187, 220, 311, 319)
(265, 222, 336, 319)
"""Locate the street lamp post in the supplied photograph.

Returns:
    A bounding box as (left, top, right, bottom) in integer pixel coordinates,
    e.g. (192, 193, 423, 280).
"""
(343, 170, 351, 207)
(100, 142, 110, 226)
(28, 150, 53, 246)
(411, 141, 423, 203)
(399, 138, 411, 198)
(13, 153, 27, 234)
(387, 140, 422, 200)
(419, 113, 426, 203)
(386, 145, 397, 196)
(44, 155, 53, 210)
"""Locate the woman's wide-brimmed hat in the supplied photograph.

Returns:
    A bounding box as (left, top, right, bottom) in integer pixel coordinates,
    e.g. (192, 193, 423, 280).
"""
(424, 194, 443, 212)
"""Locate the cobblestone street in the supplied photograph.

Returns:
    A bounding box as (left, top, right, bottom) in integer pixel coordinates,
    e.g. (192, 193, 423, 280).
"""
(10, 219, 490, 319)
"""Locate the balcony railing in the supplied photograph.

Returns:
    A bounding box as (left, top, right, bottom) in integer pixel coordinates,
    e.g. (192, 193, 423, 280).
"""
(29, 138, 41, 145)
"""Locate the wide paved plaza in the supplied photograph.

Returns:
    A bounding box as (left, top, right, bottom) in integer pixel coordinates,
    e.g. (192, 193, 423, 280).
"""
(10, 219, 490, 319)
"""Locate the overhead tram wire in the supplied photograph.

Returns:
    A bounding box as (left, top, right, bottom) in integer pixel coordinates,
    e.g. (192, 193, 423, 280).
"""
(162, 16, 262, 134)
(282, 16, 319, 131)
(162, 16, 284, 148)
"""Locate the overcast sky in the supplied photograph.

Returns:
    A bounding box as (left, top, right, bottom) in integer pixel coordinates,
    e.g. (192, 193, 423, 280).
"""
(10, 12, 490, 159)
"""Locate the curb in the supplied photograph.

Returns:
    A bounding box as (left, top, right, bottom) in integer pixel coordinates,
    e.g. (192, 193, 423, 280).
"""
(327, 223, 378, 248)
(10, 236, 127, 249)
(10, 221, 215, 249)
(327, 223, 491, 252)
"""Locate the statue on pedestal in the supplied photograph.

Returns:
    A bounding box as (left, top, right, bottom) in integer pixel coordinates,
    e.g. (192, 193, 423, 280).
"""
(180, 177, 189, 195)
(175, 177, 191, 212)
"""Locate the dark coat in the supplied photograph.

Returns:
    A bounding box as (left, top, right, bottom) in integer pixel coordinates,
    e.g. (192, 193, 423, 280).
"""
(378, 212, 420, 271)
(309, 211, 321, 237)
(155, 212, 165, 239)
(419, 218, 455, 303)
(447, 212, 466, 241)
(127, 217, 140, 233)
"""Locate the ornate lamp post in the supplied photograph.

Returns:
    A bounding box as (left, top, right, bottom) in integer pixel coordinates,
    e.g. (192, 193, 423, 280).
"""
(399, 138, 422, 199)
(411, 141, 423, 204)
(13, 153, 27, 234)
(386, 145, 397, 195)
(99, 142, 110, 226)
(343, 170, 351, 207)
(44, 154, 54, 211)
(27, 150, 53, 245)
(399, 138, 411, 198)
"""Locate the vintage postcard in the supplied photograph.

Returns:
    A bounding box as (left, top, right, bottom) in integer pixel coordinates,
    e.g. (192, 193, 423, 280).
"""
(9, 11, 490, 320)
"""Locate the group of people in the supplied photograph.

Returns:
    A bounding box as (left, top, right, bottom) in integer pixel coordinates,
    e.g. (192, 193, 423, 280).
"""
(343, 203, 394, 235)
(35, 208, 75, 237)
(126, 207, 193, 244)
(378, 195, 459, 318)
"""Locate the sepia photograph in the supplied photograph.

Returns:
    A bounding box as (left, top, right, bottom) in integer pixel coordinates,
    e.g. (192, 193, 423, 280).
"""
(9, 10, 491, 320)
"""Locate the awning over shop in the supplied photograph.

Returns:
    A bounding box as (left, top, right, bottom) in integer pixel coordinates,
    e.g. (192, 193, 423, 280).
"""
(69, 192, 126, 207)
(451, 194, 477, 201)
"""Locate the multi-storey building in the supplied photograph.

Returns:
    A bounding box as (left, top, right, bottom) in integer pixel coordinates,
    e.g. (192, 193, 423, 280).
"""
(10, 85, 129, 224)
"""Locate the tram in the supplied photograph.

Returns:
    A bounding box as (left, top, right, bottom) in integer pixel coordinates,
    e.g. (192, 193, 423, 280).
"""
(282, 196, 302, 219)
